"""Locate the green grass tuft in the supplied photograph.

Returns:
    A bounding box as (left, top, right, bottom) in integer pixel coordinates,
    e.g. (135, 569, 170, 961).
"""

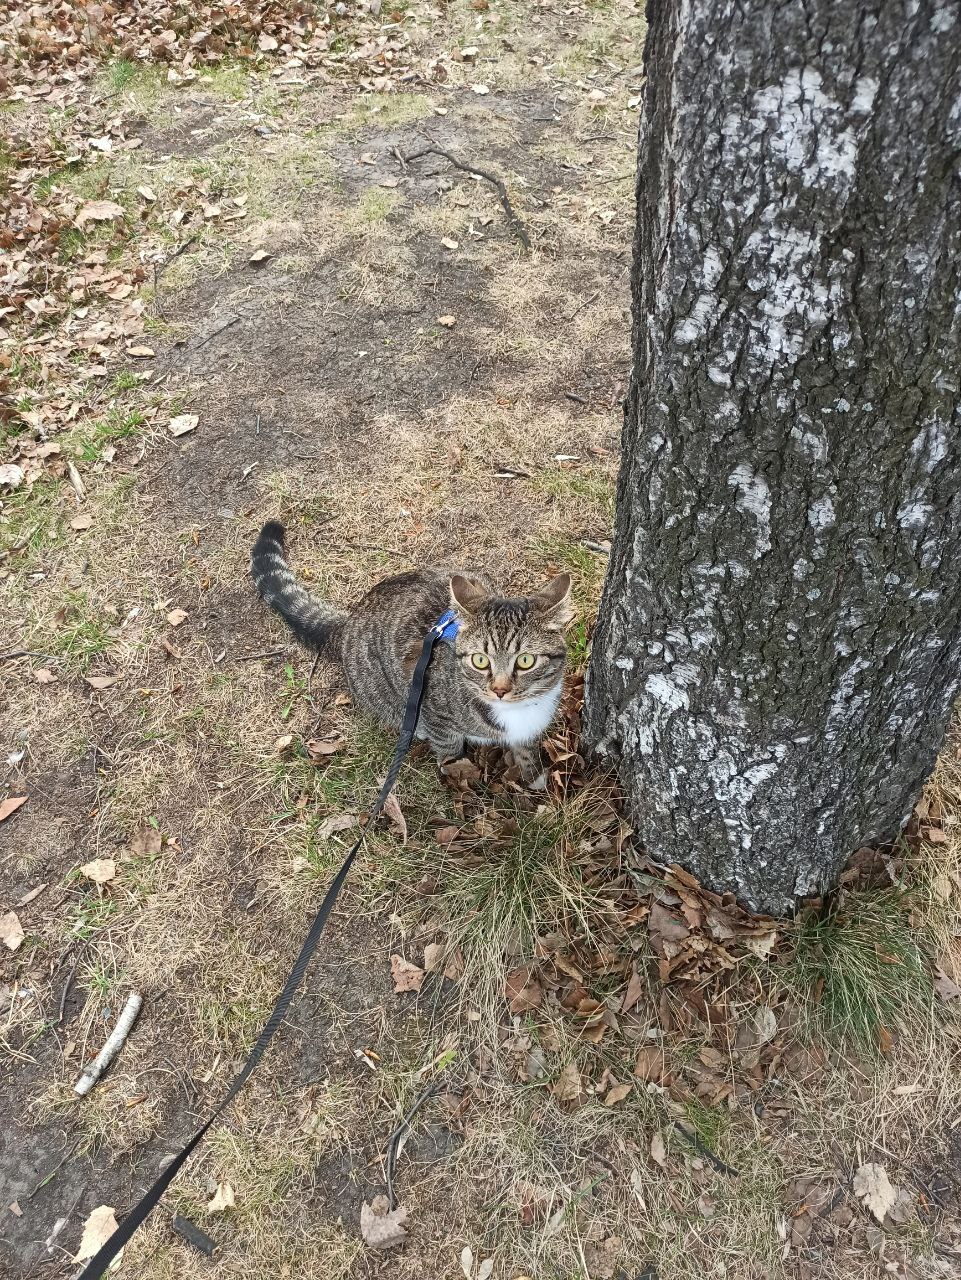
(42, 592, 112, 671)
(70, 408, 145, 461)
(785, 890, 935, 1054)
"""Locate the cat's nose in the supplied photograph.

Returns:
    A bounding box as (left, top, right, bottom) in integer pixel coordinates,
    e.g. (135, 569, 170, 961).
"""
(490, 677, 512, 698)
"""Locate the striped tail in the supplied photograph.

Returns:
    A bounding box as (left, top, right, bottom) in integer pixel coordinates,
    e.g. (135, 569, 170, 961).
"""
(250, 521, 345, 656)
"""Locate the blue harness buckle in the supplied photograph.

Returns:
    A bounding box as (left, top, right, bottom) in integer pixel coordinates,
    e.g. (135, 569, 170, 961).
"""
(432, 608, 460, 642)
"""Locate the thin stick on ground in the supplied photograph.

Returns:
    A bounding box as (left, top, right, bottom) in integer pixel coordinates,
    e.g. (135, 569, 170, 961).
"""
(673, 1122, 740, 1177)
(234, 649, 286, 663)
(73, 991, 143, 1096)
(404, 144, 531, 251)
(57, 959, 77, 1025)
(385, 1077, 449, 1209)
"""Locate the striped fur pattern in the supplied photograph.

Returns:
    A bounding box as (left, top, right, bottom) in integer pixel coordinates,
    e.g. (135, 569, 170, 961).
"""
(250, 521, 573, 775)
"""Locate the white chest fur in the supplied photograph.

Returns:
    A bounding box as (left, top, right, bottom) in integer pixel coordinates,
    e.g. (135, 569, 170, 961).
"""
(485, 684, 562, 745)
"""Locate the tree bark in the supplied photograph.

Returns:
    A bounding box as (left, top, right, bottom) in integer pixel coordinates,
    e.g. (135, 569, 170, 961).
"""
(584, 0, 961, 915)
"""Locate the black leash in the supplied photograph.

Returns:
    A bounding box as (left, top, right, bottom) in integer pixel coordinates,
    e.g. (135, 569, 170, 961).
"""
(77, 613, 457, 1278)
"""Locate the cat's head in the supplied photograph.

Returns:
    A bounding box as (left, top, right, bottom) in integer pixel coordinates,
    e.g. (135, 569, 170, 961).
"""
(449, 573, 574, 703)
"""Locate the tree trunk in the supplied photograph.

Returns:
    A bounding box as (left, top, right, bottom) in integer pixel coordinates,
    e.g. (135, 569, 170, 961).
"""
(584, 0, 961, 915)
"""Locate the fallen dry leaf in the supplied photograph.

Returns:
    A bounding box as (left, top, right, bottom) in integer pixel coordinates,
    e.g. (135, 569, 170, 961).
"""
(207, 1181, 236, 1213)
(165, 607, 188, 627)
(0, 463, 25, 489)
(390, 954, 425, 993)
(0, 911, 25, 952)
(437, 314, 457, 328)
(382, 790, 407, 844)
(648, 901, 690, 944)
(249, 249, 272, 265)
(73, 1205, 119, 1263)
(650, 1129, 668, 1169)
(129, 826, 162, 858)
(853, 1162, 897, 1223)
(15, 883, 47, 907)
(85, 675, 120, 690)
(471, 82, 490, 94)
(934, 967, 961, 1002)
(621, 965, 644, 1014)
(360, 1195, 407, 1250)
(423, 941, 464, 982)
(735, 1004, 778, 1050)
(274, 733, 295, 755)
(79, 858, 117, 885)
(0, 796, 28, 824)
(604, 1081, 632, 1107)
(127, 344, 155, 358)
(316, 813, 356, 839)
(441, 236, 459, 250)
(35, 668, 58, 686)
(70, 513, 93, 530)
(740, 930, 778, 960)
(137, 185, 157, 203)
(440, 757, 481, 787)
(168, 414, 199, 437)
(634, 1044, 668, 1084)
(75, 200, 125, 227)
(551, 1063, 585, 1105)
(306, 735, 346, 762)
(505, 965, 543, 1013)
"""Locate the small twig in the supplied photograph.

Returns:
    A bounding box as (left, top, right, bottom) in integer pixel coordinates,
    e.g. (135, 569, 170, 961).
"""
(192, 314, 240, 351)
(57, 960, 77, 1025)
(404, 144, 531, 251)
(385, 1078, 447, 1209)
(0, 650, 59, 664)
(306, 651, 321, 696)
(580, 1145, 619, 1178)
(343, 541, 409, 559)
(565, 290, 600, 323)
(155, 232, 200, 285)
(44, 1186, 83, 1252)
(577, 133, 629, 144)
(673, 1122, 740, 1177)
(27, 1140, 78, 1199)
(564, 391, 589, 405)
(234, 648, 286, 663)
(73, 991, 142, 1096)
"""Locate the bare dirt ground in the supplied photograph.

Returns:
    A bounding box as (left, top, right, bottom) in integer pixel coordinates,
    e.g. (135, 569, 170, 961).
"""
(3, 4, 961, 1279)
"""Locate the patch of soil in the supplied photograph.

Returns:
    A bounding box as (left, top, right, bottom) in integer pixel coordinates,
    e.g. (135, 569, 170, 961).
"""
(142, 91, 628, 525)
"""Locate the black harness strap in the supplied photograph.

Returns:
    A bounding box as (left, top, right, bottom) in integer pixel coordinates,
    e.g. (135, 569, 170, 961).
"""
(76, 620, 448, 1279)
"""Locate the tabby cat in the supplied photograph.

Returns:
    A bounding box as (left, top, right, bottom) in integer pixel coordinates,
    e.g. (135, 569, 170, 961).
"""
(250, 521, 573, 780)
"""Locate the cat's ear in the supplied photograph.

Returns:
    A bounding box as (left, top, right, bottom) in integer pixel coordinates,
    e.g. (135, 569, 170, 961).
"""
(534, 573, 574, 628)
(450, 574, 488, 616)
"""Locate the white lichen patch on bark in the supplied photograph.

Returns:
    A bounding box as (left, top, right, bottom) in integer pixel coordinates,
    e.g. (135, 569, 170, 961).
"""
(727, 464, 772, 555)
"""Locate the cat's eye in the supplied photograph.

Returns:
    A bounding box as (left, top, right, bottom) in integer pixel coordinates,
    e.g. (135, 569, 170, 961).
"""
(470, 653, 491, 670)
(515, 653, 536, 670)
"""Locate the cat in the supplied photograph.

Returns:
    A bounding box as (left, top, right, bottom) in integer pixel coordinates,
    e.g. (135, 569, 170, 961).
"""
(250, 521, 573, 781)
